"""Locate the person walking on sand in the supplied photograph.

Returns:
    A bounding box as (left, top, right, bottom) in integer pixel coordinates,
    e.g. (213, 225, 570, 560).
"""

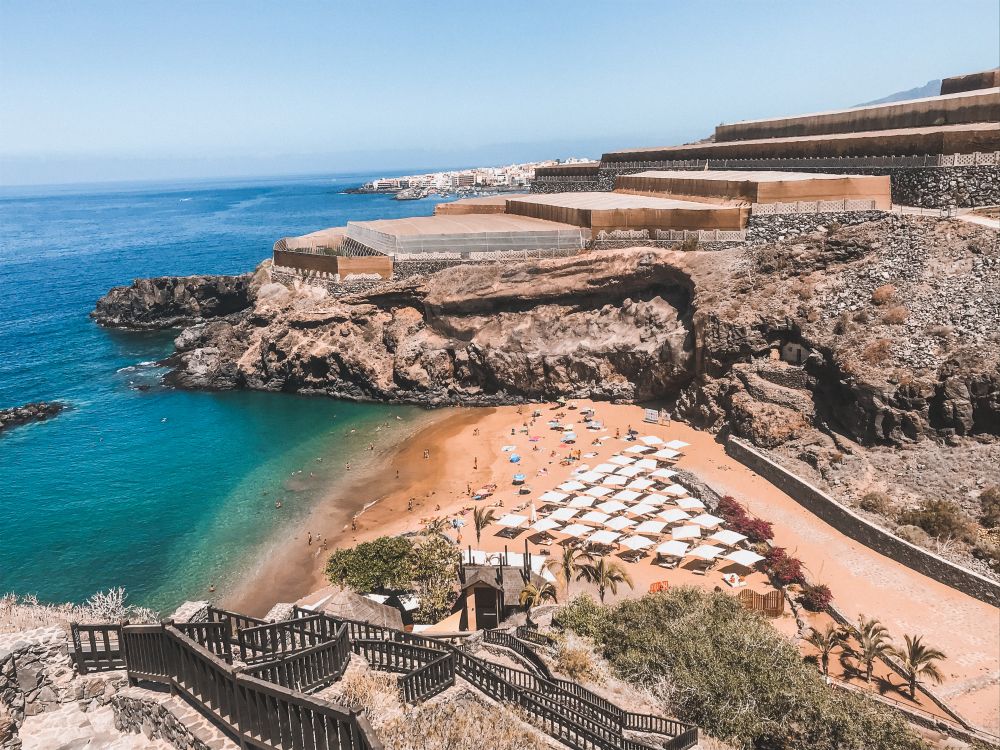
(408, 497, 414, 512)
(473, 457, 478, 470)
(423, 449, 429, 459)
(307, 532, 312, 546)
(351, 516, 358, 532)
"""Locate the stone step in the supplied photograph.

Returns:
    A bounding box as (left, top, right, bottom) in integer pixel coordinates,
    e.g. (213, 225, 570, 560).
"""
(111, 685, 239, 750)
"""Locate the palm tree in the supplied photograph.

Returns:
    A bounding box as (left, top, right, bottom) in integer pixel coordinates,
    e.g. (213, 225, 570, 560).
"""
(472, 507, 496, 544)
(423, 517, 449, 537)
(546, 546, 592, 597)
(576, 558, 634, 604)
(518, 581, 557, 627)
(805, 624, 844, 677)
(853, 615, 893, 684)
(893, 634, 946, 699)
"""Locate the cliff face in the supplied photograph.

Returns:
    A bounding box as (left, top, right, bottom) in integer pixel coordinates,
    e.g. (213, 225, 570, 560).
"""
(163, 253, 697, 406)
(91, 273, 256, 329)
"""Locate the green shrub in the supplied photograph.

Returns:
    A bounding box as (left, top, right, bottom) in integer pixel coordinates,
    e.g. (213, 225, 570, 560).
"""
(898, 500, 974, 543)
(325, 536, 414, 592)
(554, 589, 925, 750)
(980, 486, 1000, 528)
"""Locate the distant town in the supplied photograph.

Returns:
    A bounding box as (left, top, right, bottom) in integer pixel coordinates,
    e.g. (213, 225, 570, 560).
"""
(350, 158, 593, 200)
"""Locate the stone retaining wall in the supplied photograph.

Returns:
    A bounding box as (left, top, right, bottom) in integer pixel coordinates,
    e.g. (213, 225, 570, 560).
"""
(746, 211, 886, 244)
(111, 687, 221, 750)
(725, 437, 1000, 606)
(530, 179, 602, 194)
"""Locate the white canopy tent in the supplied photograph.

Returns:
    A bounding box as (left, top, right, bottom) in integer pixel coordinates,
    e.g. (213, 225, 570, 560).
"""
(628, 504, 660, 517)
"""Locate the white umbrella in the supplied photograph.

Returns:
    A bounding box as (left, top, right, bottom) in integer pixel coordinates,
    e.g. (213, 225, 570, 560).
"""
(664, 440, 690, 450)
(597, 500, 629, 514)
(658, 508, 691, 524)
(641, 494, 668, 506)
(624, 445, 654, 454)
(672, 525, 702, 540)
(651, 468, 678, 480)
(558, 480, 586, 492)
(587, 529, 620, 546)
(634, 458, 658, 470)
(626, 478, 655, 490)
(652, 448, 681, 460)
(612, 489, 641, 502)
(604, 515, 637, 531)
(602, 475, 627, 487)
(531, 517, 562, 532)
(640, 436, 664, 445)
(656, 540, 689, 557)
(725, 549, 765, 568)
(688, 544, 725, 561)
(709, 530, 748, 547)
(608, 455, 635, 466)
(550, 507, 580, 522)
(690, 513, 724, 529)
(662, 484, 688, 497)
(560, 523, 592, 538)
(538, 491, 569, 503)
(584, 485, 613, 498)
(635, 520, 667, 535)
(580, 511, 611, 524)
(676, 497, 706, 510)
(593, 463, 618, 474)
(496, 514, 528, 528)
(569, 495, 596, 508)
(628, 503, 660, 517)
(575, 470, 605, 483)
(615, 465, 645, 478)
(619, 534, 655, 550)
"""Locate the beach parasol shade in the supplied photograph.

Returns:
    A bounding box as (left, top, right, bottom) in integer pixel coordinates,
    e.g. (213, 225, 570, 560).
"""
(651, 468, 678, 480)
(612, 489, 641, 502)
(509, 454, 521, 463)
(635, 520, 667, 535)
(626, 478, 655, 490)
(579, 510, 611, 524)
(596, 500, 629, 514)
(594, 463, 619, 474)
(538, 491, 569, 503)
(531, 517, 562, 532)
(688, 544, 725, 561)
(619, 534, 655, 550)
(676, 497, 706, 510)
(628, 503, 659, 517)
(690, 513, 724, 528)
(662, 483, 688, 497)
(664, 440, 690, 450)
(608, 455, 635, 466)
(656, 540, 689, 557)
(559, 523, 591, 538)
(624, 445, 655, 454)
(496, 513, 528, 528)
(587, 529, 620, 546)
(615, 465, 645, 478)
(725, 549, 765, 568)
(575, 471, 606, 484)
(652, 448, 681, 460)
(640, 435, 664, 445)
(602, 475, 627, 487)
(569, 495, 596, 508)
(513, 473, 526, 483)
(658, 508, 691, 524)
(709, 530, 748, 547)
(550, 507, 580, 522)
(584, 485, 614, 498)
(634, 458, 658, 470)
(640, 494, 668, 506)
(671, 524, 702, 540)
(604, 515, 636, 531)
(559, 480, 586, 492)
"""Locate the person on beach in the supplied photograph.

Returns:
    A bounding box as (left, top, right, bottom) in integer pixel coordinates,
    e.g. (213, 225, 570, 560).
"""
(473, 457, 478, 470)
(408, 497, 414, 512)
(346, 462, 351, 470)
(423, 449, 429, 459)
(369, 442, 374, 451)
(351, 516, 357, 531)
(307, 532, 312, 546)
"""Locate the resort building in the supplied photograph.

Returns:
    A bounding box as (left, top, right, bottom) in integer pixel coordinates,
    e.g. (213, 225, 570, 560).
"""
(453, 547, 550, 630)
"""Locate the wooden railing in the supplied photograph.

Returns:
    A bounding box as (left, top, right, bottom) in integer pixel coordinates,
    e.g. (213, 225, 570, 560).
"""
(482, 628, 554, 679)
(174, 620, 232, 663)
(237, 614, 337, 663)
(398, 651, 456, 704)
(206, 605, 268, 639)
(242, 624, 352, 694)
(70, 623, 125, 674)
(123, 623, 381, 750)
(514, 625, 557, 648)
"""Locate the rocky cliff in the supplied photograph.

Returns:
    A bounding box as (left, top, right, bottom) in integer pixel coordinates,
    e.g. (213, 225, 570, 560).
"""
(0, 402, 64, 434)
(91, 273, 256, 329)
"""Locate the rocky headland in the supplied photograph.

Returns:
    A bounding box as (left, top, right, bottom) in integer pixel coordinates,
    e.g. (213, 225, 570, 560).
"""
(0, 402, 65, 434)
(92, 215, 1000, 576)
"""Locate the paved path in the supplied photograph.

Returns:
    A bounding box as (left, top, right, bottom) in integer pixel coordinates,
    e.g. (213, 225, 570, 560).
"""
(665, 423, 1000, 735)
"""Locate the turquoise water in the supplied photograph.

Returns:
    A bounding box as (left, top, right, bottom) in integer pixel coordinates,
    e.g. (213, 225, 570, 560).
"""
(0, 174, 451, 612)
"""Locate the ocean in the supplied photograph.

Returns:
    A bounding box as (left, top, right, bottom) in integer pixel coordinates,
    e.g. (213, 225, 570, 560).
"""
(0, 173, 451, 613)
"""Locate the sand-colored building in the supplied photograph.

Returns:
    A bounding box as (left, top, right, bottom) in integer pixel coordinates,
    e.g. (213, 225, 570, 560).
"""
(433, 194, 531, 215)
(615, 170, 891, 209)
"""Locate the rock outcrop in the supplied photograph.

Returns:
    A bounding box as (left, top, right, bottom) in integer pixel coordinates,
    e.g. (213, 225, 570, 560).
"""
(0, 403, 64, 434)
(91, 273, 256, 329)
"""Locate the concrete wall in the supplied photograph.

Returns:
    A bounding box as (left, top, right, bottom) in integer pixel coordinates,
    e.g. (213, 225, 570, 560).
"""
(941, 68, 1000, 95)
(272, 249, 393, 279)
(506, 198, 748, 231)
(725, 437, 1000, 606)
(715, 89, 999, 142)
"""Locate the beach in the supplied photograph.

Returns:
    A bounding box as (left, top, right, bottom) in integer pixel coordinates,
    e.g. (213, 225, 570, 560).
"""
(227, 399, 999, 733)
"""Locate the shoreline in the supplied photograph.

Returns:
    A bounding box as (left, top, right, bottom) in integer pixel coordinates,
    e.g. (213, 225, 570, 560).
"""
(223, 406, 485, 615)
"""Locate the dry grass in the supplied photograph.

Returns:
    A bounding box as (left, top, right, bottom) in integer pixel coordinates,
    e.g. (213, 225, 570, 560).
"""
(0, 589, 158, 634)
(870, 284, 896, 306)
(881, 305, 908, 325)
(861, 338, 893, 364)
(334, 665, 551, 750)
(555, 634, 600, 682)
